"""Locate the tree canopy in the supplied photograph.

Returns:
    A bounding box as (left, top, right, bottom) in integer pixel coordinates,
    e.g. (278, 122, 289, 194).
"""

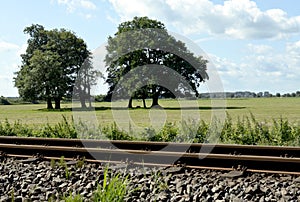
(14, 24, 94, 109)
(105, 17, 209, 108)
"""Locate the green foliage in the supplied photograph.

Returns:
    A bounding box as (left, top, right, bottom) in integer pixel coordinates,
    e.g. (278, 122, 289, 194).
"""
(76, 157, 85, 168)
(62, 192, 83, 202)
(0, 96, 11, 105)
(40, 115, 77, 138)
(10, 189, 14, 202)
(50, 159, 56, 169)
(105, 17, 208, 107)
(152, 171, 168, 192)
(195, 120, 209, 143)
(140, 127, 156, 141)
(58, 156, 71, 179)
(14, 24, 94, 109)
(148, 122, 179, 142)
(102, 122, 133, 140)
(94, 94, 107, 102)
(74, 119, 104, 139)
(1, 112, 300, 146)
(93, 167, 129, 202)
(219, 113, 300, 146)
(0, 119, 32, 136)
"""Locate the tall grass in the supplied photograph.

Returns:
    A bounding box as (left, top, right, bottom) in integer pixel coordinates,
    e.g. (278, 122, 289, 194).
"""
(93, 166, 129, 202)
(0, 113, 299, 146)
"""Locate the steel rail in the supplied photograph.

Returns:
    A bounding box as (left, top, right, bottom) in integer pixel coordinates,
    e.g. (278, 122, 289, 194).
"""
(0, 136, 299, 158)
(1, 140, 300, 174)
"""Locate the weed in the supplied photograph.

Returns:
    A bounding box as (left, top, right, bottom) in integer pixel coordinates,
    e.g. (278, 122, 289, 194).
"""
(58, 156, 70, 179)
(93, 166, 129, 202)
(76, 157, 85, 168)
(0, 119, 32, 137)
(148, 122, 179, 142)
(41, 115, 77, 138)
(10, 189, 14, 202)
(102, 122, 133, 140)
(62, 192, 83, 202)
(50, 159, 56, 169)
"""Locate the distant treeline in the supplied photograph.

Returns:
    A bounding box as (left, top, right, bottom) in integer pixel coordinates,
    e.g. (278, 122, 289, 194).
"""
(1, 90, 300, 105)
(199, 91, 300, 99)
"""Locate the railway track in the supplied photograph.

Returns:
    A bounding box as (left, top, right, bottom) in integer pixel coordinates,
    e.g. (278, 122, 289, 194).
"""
(0, 136, 300, 175)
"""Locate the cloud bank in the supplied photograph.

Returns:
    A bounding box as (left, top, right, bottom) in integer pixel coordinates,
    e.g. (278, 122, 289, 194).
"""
(108, 0, 300, 39)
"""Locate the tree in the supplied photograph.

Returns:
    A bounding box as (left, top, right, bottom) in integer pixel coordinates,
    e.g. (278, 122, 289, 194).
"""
(14, 24, 92, 109)
(73, 56, 103, 108)
(105, 17, 208, 108)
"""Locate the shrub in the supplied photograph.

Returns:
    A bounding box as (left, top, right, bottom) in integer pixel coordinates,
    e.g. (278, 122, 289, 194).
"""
(148, 122, 179, 142)
(40, 115, 77, 138)
(0, 119, 32, 136)
(0, 96, 10, 105)
(102, 122, 133, 140)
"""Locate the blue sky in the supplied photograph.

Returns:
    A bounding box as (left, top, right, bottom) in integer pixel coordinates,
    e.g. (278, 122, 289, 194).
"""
(1, 0, 300, 97)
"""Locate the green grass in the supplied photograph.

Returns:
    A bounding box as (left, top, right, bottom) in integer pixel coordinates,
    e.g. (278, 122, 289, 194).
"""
(0, 103, 300, 146)
(0, 103, 74, 126)
(224, 98, 300, 123)
(92, 166, 129, 202)
(0, 98, 299, 127)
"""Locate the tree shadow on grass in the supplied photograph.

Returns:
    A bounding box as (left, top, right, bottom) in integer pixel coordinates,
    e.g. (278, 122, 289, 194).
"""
(163, 106, 246, 110)
(37, 106, 245, 112)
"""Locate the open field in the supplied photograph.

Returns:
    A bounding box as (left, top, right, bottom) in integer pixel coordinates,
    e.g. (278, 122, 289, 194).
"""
(0, 97, 299, 127)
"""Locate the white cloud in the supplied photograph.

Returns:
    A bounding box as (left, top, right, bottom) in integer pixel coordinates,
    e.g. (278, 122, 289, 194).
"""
(0, 76, 18, 97)
(16, 43, 27, 56)
(0, 41, 19, 52)
(246, 44, 273, 55)
(207, 41, 300, 93)
(286, 41, 300, 74)
(108, 0, 300, 39)
(56, 0, 97, 13)
(0, 41, 26, 96)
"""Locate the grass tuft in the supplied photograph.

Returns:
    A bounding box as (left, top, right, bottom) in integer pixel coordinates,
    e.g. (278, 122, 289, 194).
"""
(93, 166, 129, 202)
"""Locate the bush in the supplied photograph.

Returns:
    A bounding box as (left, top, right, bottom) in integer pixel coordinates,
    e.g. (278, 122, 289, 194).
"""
(147, 122, 179, 142)
(0, 119, 32, 136)
(102, 122, 133, 140)
(40, 115, 77, 138)
(0, 96, 10, 105)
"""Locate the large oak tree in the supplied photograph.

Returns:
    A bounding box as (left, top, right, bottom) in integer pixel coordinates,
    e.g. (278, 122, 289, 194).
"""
(105, 17, 209, 108)
(14, 24, 93, 109)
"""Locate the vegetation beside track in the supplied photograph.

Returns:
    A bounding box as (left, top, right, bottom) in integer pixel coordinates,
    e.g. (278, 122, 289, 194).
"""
(0, 112, 299, 146)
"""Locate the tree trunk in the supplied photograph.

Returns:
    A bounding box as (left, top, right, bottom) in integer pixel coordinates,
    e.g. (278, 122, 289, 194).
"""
(151, 86, 161, 108)
(54, 98, 61, 109)
(142, 99, 147, 108)
(47, 98, 53, 109)
(151, 94, 159, 108)
(128, 97, 133, 109)
(88, 98, 92, 108)
(88, 85, 92, 108)
(80, 97, 87, 109)
(46, 86, 53, 109)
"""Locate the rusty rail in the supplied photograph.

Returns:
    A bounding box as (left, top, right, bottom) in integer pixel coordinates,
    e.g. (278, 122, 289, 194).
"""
(0, 136, 300, 174)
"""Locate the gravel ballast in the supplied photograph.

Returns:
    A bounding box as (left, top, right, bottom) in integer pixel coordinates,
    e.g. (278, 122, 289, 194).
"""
(0, 157, 300, 201)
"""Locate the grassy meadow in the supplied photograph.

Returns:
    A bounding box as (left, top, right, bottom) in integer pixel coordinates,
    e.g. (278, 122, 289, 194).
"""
(0, 97, 299, 126)
(1, 97, 300, 146)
